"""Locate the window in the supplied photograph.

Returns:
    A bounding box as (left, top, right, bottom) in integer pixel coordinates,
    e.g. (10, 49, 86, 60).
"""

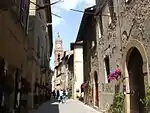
(38, 12, 43, 19)
(97, 22, 102, 39)
(104, 55, 110, 83)
(99, 15, 103, 35)
(108, 0, 117, 24)
(108, 12, 112, 25)
(41, 25, 46, 31)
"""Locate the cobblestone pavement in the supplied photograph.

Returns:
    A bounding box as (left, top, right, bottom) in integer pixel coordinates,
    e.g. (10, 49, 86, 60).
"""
(31, 99, 102, 113)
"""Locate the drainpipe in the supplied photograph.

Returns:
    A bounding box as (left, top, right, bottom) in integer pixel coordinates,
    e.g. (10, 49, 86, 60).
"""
(124, 62, 130, 113)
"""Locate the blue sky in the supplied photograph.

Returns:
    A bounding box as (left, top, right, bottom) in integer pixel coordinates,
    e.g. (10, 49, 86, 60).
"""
(50, 0, 95, 69)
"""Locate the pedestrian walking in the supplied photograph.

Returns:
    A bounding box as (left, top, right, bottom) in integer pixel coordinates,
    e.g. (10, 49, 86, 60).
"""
(52, 89, 56, 99)
(59, 89, 63, 103)
(57, 90, 60, 99)
(65, 89, 68, 100)
(62, 89, 66, 103)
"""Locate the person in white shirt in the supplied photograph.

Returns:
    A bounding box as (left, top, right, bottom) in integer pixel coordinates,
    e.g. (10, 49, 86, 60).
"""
(59, 89, 63, 103)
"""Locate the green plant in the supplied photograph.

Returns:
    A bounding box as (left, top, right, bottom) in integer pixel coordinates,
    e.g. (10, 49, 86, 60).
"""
(109, 92, 124, 113)
(140, 85, 150, 112)
(68, 91, 72, 98)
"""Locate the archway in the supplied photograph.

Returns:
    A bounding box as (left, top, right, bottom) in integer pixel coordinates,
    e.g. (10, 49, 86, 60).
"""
(94, 71, 99, 107)
(127, 47, 145, 113)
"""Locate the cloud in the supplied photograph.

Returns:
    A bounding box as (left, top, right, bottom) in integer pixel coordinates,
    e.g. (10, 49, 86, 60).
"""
(51, 0, 95, 27)
(51, 5, 65, 28)
(84, 0, 96, 8)
(52, 16, 64, 27)
(54, 0, 95, 10)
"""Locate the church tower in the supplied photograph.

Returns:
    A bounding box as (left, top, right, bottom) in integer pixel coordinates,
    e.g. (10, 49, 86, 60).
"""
(54, 33, 63, 66)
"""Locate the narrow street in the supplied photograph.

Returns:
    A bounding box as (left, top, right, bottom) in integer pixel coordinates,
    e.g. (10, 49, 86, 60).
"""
(31, 99, 102, 113)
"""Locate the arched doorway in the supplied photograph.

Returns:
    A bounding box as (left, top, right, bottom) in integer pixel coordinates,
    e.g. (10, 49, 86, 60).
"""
(94, 71, 99, 107)
(127, 47, 146, 113)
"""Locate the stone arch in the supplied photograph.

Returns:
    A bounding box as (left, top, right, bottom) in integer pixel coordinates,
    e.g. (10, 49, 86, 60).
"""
(122, 39, 149, 113)
(122, 39, 149, 80)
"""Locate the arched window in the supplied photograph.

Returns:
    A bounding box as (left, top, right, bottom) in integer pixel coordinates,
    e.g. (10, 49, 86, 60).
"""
(104, 55, 110, 83)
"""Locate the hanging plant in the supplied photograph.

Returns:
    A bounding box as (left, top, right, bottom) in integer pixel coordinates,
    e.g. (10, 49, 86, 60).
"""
(108, 68, 122, 81)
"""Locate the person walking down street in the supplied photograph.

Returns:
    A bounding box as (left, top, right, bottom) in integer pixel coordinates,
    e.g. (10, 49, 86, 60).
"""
(52, 89, 56, 99)
(65, 89, 68, 101)
(62, 89, 66, 103)
(62, 89, 68, 103)
(57, 90, 60, 102)
(59, 89, 63, 103)
(56, 90, 59, 99)
(48, 89, 51, 100)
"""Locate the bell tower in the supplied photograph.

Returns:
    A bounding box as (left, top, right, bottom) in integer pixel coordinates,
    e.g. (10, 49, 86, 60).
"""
(54, 32, 63, 66)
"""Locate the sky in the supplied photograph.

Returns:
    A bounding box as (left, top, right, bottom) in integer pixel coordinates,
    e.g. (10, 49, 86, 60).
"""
(50, 0, 95, 69)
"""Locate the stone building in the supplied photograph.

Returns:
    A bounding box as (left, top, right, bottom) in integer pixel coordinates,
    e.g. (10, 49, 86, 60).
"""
(67, 53, 74, 93)
(70, 41, 84, 99)
(77, 0, 150, 112)
(27, 0, 53, 109)
(96, 0, 150, 112)
(75, 5, 99, 107)
(47, 69, 54, 91)
(0, 0, 53, 112)
(54, 50, 73, 90)
(0, 0, 29, 112)
(53, 35, 64, 89)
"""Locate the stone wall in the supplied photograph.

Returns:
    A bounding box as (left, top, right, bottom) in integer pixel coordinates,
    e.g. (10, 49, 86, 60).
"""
(95, 0, 150, 110)
(120, 0, 150, 83)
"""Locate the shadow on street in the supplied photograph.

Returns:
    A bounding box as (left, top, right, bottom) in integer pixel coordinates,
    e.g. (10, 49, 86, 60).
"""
(33, 99, 60, 113)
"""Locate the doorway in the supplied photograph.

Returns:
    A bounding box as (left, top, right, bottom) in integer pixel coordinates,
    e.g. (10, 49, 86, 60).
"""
(127, 47, 145, 113)
(94, 71, 99, 107)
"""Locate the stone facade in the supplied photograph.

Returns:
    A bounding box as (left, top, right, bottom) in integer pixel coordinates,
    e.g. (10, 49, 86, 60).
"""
(0, 0, 53, 112)
(96, 0, 150, 112)
(79, 0, 150, 112)
(76, 6, 101, 107)
(67, 54, 74, 92)
(0, 1, 29, 112)
(71, 42, 84, 99)
(77, 0, 150, 112)
(27, 0, 53, 109)
(54, 50, 73, 90)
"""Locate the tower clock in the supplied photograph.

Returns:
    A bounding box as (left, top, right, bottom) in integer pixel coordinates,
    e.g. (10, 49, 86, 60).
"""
(54, 33, 63, 66)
